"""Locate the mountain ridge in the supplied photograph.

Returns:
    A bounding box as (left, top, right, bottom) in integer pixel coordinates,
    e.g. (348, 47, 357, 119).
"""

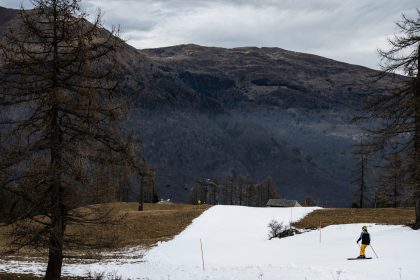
(0, 6, 401, 206)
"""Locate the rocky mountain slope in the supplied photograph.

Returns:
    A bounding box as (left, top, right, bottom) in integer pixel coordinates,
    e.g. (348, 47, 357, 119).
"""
(0, 7, 400, 206)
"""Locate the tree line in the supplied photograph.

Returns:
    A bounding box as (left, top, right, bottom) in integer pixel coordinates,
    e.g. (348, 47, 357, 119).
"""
(189, 176, 279, 207)
(352, 137, 413, 208)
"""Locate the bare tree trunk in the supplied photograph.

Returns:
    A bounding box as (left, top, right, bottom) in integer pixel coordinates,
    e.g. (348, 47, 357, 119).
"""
(45, 9, 66, 274)
(394, 177, 398, 208)
(138, 177, 144, 211)
(45, 245, 64, 280)
(45, 202, 65, 280)
(213, 186, 216, 205)
(265, 186, 269, 202)
(45, 128, 66, 279)
(230, 185, 233, 205)
(416, 199, 420, 229)
(415, 45, 420, 229)
(360, 156, 365, 208)
(239, 186, 242, 205)
(194, 189, 197, 204)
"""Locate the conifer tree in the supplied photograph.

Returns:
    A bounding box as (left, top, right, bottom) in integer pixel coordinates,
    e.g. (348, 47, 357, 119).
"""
(351, 137, 370, 208)
(0, 1, 145, 278)
(375, 152, 406, 207)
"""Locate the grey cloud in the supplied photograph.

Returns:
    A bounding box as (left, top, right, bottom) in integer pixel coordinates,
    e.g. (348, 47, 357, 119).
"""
(105, 17, 156, 32)
(0, 0, 31, 8)
(1, 0, 419, 69)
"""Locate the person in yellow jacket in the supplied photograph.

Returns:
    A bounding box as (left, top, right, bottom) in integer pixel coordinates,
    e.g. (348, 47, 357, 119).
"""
(356, 226, 370, 258)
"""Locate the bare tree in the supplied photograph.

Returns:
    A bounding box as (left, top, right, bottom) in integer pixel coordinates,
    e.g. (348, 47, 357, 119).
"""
(302, 196, 317, 207)
(190, 181, 205, 204)
(138, 166, 157, 211)
(189, 178, 215, 205)
(0, 1, 145, 278)
(223, 175, 234, 205)
(351, 137, 370, 208)
(375, 151, 407, 207)
(267, 220, 284, 240)
(191, 175, 279, 207)
(259, 176, 279, 206)
(358, 10, 420, 227)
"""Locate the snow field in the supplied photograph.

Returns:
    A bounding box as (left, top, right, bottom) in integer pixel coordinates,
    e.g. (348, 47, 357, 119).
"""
(1, 205, 420, 280)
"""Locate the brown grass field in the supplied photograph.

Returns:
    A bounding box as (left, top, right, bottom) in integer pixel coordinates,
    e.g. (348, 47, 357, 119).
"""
(0, 203, 211, 258)
(293, 208, 416, 229)
(0, 203, 210, 279)
(103, 202, 211, 247)
(0, 273, 80, 280)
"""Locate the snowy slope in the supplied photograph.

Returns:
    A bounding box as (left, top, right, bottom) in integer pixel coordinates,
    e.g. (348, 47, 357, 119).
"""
(1, 205, 420, 280)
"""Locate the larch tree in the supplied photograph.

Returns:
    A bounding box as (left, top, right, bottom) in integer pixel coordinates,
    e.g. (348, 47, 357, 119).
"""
(360, 9, 420, 228)
(375, 151, 406, 208)
(351, 137, 369, 208)
(0, 0, 146, 279)
(138, 166, 157, 211)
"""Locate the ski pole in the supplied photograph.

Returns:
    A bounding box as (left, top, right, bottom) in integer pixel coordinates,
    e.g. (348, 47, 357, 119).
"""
(370, 244, 378, 258)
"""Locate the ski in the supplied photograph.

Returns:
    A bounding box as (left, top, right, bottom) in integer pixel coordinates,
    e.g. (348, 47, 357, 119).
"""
(347, 257, 372, 260)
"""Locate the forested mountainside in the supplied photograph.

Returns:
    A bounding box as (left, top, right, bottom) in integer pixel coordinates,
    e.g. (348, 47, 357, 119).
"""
(131, 44, 400, 206)
(0, 7, 401, 206)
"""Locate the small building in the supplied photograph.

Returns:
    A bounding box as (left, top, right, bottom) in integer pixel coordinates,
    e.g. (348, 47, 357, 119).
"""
(157, 198, 173, 204)
(266, 199, 302, 207)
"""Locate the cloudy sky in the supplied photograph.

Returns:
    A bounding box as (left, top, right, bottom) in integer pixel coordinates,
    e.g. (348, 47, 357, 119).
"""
(1, 0, 418, 69)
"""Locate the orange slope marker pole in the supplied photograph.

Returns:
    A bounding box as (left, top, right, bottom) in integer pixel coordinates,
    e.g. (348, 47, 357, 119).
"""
(200, 238, 205, 271)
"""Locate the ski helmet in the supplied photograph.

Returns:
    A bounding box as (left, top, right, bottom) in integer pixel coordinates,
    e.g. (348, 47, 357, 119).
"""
(362, 226, 367, 231)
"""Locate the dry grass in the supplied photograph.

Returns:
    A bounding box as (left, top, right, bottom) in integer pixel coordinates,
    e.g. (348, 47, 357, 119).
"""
(0, 273, 41, 280)
(85, 202, 211, 247)
(293, 208, 416, 229)
(0, 273, 82, 280)
(0, 203, 211, 258)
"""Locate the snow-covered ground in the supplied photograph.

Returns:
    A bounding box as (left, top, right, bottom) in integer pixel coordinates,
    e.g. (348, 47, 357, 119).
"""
(1, 205, 420, 280)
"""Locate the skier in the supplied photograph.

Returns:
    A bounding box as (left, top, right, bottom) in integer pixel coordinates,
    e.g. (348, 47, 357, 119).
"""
(356, 225, 370, 258)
